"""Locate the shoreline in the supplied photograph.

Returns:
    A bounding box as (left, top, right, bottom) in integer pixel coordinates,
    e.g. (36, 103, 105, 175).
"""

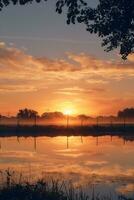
(0, 124, 134, 138)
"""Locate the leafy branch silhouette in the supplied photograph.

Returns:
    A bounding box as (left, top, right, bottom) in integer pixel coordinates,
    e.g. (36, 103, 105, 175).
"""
(0, 0, 134, 59)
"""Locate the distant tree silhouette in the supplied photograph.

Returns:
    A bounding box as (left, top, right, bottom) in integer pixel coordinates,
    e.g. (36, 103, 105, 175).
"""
(0, 0, 134, 59)
(17, 108, 38, 119)
(41, 111, 64, 119)
(77, 114, 89, 126)
(118, 108, 134, 118)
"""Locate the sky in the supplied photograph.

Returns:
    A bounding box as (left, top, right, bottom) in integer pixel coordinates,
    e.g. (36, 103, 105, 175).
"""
(0, 0, 134, 116)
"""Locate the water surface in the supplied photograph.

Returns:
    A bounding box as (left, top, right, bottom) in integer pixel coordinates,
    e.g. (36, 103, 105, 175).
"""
(0, 135, 134, 198)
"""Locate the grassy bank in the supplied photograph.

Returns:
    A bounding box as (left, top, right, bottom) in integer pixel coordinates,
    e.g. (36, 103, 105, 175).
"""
(0, 124, 134, 144)
(0, 124, 134, 136)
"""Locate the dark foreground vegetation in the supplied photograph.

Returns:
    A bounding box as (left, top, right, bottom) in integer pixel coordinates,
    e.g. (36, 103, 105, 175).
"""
(0, 171, 133, 200)
(0, 182, 132, 200)
(0, 124, 134, 141)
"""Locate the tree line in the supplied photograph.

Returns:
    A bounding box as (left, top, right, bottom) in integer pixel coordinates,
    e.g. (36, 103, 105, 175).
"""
(0, 107, 134, 120)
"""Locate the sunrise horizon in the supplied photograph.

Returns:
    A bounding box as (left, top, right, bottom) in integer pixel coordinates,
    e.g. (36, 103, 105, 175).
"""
(0, 41, 133, 117)
(0, 107, 134, 121)
(1, 106, 134, 117)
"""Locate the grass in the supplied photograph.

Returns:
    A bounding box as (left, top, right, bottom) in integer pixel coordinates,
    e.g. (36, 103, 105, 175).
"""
(0, 170, 133, 200)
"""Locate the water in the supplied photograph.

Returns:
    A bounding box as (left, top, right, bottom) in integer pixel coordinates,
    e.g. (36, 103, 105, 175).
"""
(0, 135, 134, 198)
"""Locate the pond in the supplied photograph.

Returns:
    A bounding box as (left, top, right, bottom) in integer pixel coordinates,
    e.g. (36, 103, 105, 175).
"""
(0, 135, 134, 199)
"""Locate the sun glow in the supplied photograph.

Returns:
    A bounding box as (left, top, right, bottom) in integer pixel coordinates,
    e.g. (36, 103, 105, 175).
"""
(56, 101, 77, 116)
(63, 109, 73, 115)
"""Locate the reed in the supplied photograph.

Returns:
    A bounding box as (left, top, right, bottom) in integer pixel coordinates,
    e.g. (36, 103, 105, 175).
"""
(0, 170, 132, 200)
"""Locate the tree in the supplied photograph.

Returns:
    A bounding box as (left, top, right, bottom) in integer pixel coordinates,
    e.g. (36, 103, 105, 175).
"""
(41, 111, 64, 119)
(0, 0, 134, 59)
(118, 108, 134, 118)
(79, 0, 134, 60)
(17, 108, 38, 119)
(77, 114, 89, 126)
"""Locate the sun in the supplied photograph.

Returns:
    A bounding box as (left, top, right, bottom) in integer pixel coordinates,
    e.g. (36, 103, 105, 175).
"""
(63, 109, 73, 115)
(57, 102, 77, 115)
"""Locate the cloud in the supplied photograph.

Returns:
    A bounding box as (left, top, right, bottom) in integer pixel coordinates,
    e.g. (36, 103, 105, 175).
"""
(85, 160, 108, 166)
(116, 184, 134, 195)
(68, 53, 134, 70)
(0, 35, 96, 45)
(37, 57, 78, 72)
(55, 87, 106, 96)
(0, 42, 134, 94)
(0, 85, 37, 93)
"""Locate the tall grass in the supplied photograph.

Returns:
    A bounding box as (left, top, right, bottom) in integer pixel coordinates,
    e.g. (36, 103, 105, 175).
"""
(0, 170, 133, 200)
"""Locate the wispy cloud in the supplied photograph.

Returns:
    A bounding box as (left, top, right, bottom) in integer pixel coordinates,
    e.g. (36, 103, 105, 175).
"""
(55, 87, 106, 96)
(0, 41, 133, 106)
(0, 35, 96, 45)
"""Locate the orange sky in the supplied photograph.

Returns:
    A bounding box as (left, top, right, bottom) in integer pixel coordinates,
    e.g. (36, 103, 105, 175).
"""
(0, 42, 134, 116)
(0, 2, 133, 117)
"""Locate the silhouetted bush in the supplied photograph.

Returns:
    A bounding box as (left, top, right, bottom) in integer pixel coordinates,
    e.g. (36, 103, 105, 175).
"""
(118, 108, 134, 118)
